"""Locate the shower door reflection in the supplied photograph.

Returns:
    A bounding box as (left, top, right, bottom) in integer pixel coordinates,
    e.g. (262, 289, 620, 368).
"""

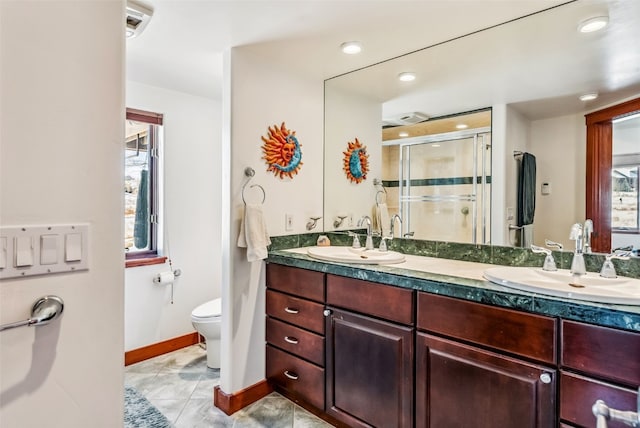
(383, 129, 491, 243)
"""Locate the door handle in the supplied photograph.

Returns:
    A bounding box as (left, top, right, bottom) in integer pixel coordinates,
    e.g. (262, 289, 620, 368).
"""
(0, 296, 64, 332)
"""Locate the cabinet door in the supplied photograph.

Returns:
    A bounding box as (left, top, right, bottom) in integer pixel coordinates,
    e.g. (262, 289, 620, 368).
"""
(416, 333, 556, 428)
(325, 308, 413, 428)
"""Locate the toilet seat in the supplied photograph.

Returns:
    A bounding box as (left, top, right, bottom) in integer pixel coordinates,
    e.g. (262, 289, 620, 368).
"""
(191, 298, 221, 320)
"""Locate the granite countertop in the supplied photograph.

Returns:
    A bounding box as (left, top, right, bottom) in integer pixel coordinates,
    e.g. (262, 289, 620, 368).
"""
(267, 247, 640, 333)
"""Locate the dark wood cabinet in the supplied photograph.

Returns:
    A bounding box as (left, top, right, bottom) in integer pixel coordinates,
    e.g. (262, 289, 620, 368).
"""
(325, 308, 414, 428)
(416, 292, 557, 428)
(265, 265, 326, 411)
(415, 333, 556, 428)
(265, 262, 639, 428)
(559, 320, 640, 427)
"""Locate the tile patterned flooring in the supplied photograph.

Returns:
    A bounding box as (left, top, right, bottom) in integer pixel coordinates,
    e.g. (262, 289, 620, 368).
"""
(124, 344, 334, 427)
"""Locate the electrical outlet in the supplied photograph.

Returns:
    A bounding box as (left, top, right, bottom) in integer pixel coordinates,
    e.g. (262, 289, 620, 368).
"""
(285, 214, 293, 231)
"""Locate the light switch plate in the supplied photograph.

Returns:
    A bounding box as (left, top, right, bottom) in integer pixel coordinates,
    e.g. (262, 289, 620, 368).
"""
(0, 224, 89, 279)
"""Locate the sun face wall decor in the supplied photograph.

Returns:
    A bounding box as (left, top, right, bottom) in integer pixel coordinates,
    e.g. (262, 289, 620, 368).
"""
(261, 122, 303, 179)
(343, 138, 369, 184)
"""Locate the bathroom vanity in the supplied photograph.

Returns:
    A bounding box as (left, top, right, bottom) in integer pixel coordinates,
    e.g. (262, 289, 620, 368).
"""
(265, 248, 640, 428)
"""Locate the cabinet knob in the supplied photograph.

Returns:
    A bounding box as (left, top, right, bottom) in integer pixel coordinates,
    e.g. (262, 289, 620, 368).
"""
(284, 336, 299, 345)
(323, 309, 331, 317)
(284, 370, 299, 380)
(539, 373, 552, 384)
(284, 307, 299, 314)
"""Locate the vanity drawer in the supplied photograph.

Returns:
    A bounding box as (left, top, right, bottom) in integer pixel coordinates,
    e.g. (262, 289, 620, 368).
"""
(560, 371, 638, 427)
(267, 345, 325, 411)
(326, 274, 414, 325)
(417, 293, 557, 364)
(266, 290, 325, 334)
(561, 320, 640, 387)
(266, 264, 325, 302)
(267, 317, 324, 366)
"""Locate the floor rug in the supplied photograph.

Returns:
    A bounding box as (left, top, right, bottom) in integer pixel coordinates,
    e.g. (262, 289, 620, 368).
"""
(124, 386, 173, 428)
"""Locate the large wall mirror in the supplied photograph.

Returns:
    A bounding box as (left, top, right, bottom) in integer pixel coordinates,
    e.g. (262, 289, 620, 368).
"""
(323, 0, 640, 253)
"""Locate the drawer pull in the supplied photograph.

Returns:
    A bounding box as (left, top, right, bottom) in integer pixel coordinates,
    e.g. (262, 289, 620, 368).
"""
(539, 373, 552, 384)
(284, 336, 299, 344)
(284, 370, 299, 380)
(284, 307, 299, 314)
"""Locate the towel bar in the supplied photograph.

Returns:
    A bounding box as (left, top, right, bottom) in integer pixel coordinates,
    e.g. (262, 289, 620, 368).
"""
(0, 296, 64, 332)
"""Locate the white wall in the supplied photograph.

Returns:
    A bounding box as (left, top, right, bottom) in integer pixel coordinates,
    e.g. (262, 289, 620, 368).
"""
(220, 46, 324, 393)
(530, 113, 586, 249)
(0, 2, 124, 427)
(124, 81, 221, 351)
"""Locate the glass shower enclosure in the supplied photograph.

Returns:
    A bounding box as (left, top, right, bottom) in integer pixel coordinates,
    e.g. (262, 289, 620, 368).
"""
(382, 128, 491, 244)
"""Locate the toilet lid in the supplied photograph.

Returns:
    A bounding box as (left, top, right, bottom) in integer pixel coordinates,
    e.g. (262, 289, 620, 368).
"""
(192, 298, 221, 318)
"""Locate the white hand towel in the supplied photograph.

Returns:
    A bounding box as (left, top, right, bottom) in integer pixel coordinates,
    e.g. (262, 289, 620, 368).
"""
(237, 203, 271, 262)
(378, 203, 391, 237)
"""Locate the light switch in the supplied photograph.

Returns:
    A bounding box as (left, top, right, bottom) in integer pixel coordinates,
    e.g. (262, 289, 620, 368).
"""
(65, 233, 82, 262)
(40, 234, 59, 265)
(0, 237, 7, 269)
(15, 236, 34, 267)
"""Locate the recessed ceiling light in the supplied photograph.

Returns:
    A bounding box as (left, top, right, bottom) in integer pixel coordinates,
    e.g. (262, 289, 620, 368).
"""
(432, 144, 441, 148)
(456, 124, 468, 130)
(398, 72, 416, 82)
(340, 41, 362, 55)
(578, 16, 609, 33)
(579, 93, 598, 101)
(398, 132, 409, 138)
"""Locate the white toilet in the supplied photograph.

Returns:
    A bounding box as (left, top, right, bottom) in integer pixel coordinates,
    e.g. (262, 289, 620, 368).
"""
(191, 298, 221, 369)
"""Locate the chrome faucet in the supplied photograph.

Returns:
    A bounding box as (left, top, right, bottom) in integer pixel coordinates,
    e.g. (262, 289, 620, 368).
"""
(569, 223, 587, 276)
(584, 219, 594, 254)
(600, 251, 631, 279)
(357, 216, 374, 250)
(379, 214, 402, 252)
(530, 245, 557, 271)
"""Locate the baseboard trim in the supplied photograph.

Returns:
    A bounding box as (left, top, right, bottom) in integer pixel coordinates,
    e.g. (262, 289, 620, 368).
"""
(214, 380, 273, 415)
(125, 332, 201, 366)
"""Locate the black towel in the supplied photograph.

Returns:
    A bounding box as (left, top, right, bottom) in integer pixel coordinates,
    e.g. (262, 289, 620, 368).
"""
(517, 152, 536, 226)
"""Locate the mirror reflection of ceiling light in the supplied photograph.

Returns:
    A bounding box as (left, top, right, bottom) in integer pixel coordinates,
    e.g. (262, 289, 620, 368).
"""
(398, 72, 416, 82)
(398, 132, 409, 137)
(456, 124, 468, 129)
(579, 93, 598, 101)
(578, 16, 609, 33)
(340, 41, 362, 54)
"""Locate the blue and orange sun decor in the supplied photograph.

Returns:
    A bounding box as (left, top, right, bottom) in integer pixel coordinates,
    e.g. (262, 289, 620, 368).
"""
(343, 138, 369, 184)
(261, 122, 303, 179)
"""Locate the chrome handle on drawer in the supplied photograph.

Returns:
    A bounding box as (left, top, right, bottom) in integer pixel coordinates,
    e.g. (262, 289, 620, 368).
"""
(284, 336, 299, 344)
(539, 373, 552, 384)
(284, 307, 299, 314)
(284, 370, 299, 380)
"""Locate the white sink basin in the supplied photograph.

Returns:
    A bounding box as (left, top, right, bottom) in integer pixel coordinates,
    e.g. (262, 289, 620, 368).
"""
(307, 246, 406, 265)
(484, 266, 640, 305)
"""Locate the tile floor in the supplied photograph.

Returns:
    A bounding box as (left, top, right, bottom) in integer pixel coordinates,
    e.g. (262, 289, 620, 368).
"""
(124, 344, 334, 427)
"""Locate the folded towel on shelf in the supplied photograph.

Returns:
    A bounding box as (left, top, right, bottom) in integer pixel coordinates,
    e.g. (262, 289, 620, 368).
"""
(376, 203, 391, 237)
(237, 203, 271, 262)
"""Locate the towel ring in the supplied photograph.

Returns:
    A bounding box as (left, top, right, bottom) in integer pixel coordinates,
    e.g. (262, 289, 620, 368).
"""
(375, 190, 386, 205)
(242, 183, 266, 205)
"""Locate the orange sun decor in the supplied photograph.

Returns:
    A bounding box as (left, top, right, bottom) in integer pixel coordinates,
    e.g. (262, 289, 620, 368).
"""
(343, 138, 369, 184)
(261, 122, 303, 179)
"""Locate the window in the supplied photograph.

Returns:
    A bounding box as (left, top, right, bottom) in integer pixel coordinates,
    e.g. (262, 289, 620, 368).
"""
(611, 113, 640, 234)
(125, 108, 163, 263)
(612, 164, 639, 232)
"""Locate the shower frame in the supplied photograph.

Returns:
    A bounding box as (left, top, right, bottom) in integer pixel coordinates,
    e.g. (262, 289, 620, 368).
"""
(385, 127, 491, 244)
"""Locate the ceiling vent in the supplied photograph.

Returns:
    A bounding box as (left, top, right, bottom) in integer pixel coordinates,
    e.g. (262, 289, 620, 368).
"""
(382, 112, 430, 127)
(126, 0, 153, 39)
